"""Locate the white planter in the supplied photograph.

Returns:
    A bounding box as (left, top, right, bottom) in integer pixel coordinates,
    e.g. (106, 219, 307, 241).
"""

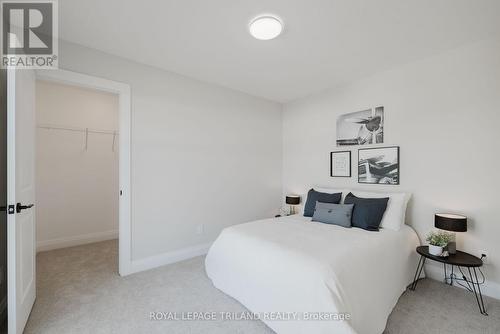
(428, 244, 443, 256)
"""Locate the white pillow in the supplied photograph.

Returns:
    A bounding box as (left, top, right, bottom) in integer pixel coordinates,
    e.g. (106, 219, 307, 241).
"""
(349, 190, 411, 231)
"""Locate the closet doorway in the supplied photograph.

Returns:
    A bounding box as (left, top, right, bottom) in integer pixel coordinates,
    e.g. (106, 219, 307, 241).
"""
(35, 70, 131, 276)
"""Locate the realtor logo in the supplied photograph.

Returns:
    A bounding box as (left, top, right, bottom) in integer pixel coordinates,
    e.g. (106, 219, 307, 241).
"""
(1, 0, 58, 68)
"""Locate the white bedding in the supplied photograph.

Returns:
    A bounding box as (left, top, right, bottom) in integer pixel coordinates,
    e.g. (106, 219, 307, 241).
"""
(205, 215, 420, 334)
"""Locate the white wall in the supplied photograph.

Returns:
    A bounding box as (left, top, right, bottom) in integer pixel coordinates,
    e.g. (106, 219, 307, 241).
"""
(57, 41, 283, 266)
(36, 80, 119, 251)
(283, 38, 500, 295)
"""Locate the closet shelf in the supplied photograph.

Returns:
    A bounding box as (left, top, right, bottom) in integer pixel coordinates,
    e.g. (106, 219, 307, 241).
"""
(37, 123, 119, 152)
(37, 123, 119, 135)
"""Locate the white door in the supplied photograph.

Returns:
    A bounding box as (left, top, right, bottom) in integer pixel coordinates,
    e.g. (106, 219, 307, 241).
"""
(7, 68, 36, 334)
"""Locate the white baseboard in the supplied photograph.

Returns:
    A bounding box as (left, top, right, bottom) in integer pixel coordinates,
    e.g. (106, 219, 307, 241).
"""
(37, 230, 119, 252)
(129, 242, 212, 275)
(425, 262, 500, 300)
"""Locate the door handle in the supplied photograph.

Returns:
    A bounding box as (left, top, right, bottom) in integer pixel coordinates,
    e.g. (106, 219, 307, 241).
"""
(16, 203, 34, 213)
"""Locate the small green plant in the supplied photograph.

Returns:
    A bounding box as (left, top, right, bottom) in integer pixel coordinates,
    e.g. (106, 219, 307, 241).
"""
(426, 230, 453, 247)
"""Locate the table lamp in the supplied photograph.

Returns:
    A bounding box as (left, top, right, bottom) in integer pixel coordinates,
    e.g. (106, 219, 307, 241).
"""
(435, 213, 467, 254)
(286, 195, 300, 215)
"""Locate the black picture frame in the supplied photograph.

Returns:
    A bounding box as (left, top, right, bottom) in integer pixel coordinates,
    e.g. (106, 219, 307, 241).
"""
(358, 146, 400, 185)
(330, 151, 352, 177)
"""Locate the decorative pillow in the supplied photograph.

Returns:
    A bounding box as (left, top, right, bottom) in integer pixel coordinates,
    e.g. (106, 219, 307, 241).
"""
(314, 187, 349, 202)
(312, 202, 353, 228)
(303, 189, 342, 217)
(350, 190, 411, 231)
(300, 187, 346, 215)
(344, 193, 389, 231)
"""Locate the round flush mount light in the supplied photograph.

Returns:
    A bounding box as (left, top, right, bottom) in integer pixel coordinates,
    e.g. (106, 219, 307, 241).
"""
(249, 15, 283, 40)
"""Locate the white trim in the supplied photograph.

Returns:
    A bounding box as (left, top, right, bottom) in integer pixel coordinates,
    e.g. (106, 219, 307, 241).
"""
(425, 262, 500, 300)
(36, 230, 119, 252)
(35, 69, 132, 276)
(129, 242, 212, 275)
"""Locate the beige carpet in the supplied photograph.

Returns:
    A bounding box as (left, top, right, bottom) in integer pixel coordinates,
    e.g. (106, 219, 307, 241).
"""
(25, 240, 500, 334)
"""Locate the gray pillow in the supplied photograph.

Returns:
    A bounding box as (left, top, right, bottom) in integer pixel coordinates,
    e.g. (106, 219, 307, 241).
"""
(303, 189, 342, 217)
(312, 202, 354, 228)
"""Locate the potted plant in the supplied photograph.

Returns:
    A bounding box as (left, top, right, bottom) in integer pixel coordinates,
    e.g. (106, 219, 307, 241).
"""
(426, 231, 453, 256)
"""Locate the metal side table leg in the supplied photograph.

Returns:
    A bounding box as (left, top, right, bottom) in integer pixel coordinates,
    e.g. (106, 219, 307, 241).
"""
(467, 267, 488, 316)
(472, 267, 488, 316)
(444, 264, 455, 286)
(410, 256, 426, 291)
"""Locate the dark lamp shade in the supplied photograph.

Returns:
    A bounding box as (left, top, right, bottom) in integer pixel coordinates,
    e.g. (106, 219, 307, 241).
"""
(435, 213, 467, 232)
(286, 195, 300, 205)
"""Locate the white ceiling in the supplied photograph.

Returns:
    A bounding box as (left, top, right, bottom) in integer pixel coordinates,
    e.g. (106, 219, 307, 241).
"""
(59, 0, 500, 103)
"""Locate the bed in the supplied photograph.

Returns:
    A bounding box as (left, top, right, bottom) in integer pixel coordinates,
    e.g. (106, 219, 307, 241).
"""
(205, 213, 420, 334)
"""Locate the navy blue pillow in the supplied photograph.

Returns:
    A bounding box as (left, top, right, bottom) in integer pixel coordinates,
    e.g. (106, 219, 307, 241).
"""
(303, 189, 341, 217)
(344, 193, 389, 231)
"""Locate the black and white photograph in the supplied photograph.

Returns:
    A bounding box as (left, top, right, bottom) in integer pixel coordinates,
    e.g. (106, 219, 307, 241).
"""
(358, 146, 399, 184)
(330, 151, 351, 177)
(336, 106, 384, 146)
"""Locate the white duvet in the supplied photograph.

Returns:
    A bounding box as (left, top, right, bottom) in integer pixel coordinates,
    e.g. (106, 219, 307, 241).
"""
(205, 215, 420, 334)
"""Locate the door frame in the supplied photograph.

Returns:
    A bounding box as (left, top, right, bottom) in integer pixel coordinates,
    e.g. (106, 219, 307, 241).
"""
(36, 69, 132, 276)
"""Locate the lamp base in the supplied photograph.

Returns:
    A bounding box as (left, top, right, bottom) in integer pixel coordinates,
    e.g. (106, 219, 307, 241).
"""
(447, 241, 456, 255)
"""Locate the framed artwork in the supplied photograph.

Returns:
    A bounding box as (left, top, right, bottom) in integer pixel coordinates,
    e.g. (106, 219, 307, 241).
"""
(358, 146, 399, 185)
(336, 106, 384, 146)
(330, 151, 351, 177)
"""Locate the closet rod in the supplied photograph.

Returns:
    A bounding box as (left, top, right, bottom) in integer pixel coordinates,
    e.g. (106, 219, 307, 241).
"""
(37, 124, 119, 135)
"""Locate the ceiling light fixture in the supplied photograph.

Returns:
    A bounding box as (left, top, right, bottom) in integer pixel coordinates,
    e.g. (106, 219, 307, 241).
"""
(249, 15, 283, 40)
